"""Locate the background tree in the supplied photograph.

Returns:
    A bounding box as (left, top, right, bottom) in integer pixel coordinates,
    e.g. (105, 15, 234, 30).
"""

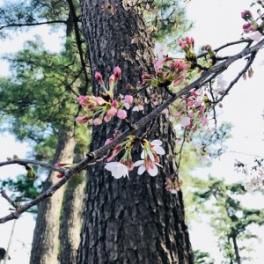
(193, 177, 264, 263)
(0, 1, 89, 262)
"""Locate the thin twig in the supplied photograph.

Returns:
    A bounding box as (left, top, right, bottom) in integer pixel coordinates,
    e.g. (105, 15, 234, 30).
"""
(1, 191, 18, 210)
(0, 159, 65, 173)
(0, 20, 68, 31)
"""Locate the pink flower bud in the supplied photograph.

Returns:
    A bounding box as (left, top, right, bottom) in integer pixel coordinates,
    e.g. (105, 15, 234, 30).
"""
(95, 97, 105, 105)
(56, 172, 65, 178)
(77, 96, 89, 107)
(241, 10, 252, 20)
(113, 66, 122, 79)
(93, 118, 103, 126)
(124, 94, 134, 106)
(111, 99, 118, 108)
(75, 116, 89, 124)
(243, 22, 254, 33)
(185, 37, 192, 45)
(95, 71, 103, 84)
(117, 109, 127, 119)
(179, 39, 187, 49)
(109, 74, 116, 86)
(104, 114, 112, 123)
(107, 107, 118, 117)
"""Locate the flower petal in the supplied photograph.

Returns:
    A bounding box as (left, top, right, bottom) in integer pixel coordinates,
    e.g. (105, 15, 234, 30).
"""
(138, 165, 146, 175)
(153, 145, 165, 155)
(147, 164, 158, 177)
(134, 160, 144, 167)
(151, 140, 162, 146)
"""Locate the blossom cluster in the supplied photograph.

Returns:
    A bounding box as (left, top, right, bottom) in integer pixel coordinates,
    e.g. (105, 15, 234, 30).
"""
(142, 56, 189, 90)
(241, 5, 264, 36)
(105, 139, 165, 178)
(173, 89, 209, 130)
(76, 66, 134, 125)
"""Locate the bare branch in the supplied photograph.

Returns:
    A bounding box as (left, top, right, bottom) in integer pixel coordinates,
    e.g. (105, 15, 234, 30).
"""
(1, 191, 18, 210)
(0, 37, 263, 224)
(66, 0, 89, 92)
(0, 159, 65, 173)
(214, 52, 257, 104)
(0, 20, 68, 31)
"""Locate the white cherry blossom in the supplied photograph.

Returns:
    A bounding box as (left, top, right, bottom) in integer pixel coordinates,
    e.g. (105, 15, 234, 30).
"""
(105, 162, 129, 179)
(134, 160, 160, 177)
(150, 140, 166, 155)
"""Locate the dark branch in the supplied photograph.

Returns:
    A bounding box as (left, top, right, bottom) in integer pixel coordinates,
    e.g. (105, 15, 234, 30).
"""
(0, 159, 65, 173)
(66, 0, 89, 92)
(0, 20, 68, 31)
(1, 191, 18, 210)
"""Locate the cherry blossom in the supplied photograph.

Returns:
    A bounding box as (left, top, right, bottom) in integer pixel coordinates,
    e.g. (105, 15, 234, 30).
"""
(134, 159, 160, 177)
(105, 162, 129, 179)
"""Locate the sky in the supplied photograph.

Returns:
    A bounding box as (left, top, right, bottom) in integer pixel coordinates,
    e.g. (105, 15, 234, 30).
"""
(0, 0, 263, 263)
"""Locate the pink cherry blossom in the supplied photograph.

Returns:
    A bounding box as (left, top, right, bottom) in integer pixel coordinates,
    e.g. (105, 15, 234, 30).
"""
(123, 95, 134, 109)
(104, 114, 112, 123)
(75, 116, 89, 124)
(95, 97, 106, 105)
(77, 96, 89, 107)
(134, 159, 160, 177)
(117, 109, 127, 119)
(107, 106, 118, 117)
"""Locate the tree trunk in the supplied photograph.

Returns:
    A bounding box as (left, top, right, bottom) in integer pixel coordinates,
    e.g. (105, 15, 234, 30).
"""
(78, 1, 193, 263)
(59, 165, 86, 264)
(30, 129, 76, 264)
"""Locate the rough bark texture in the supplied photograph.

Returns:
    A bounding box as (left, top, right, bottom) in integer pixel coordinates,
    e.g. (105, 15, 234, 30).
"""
(30, 129, 76, 264)
(78, 1, 193, 263)
(59, 169, 86, 264)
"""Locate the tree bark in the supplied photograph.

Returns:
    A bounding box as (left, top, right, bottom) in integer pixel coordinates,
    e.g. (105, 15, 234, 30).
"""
(30, 129, 76, 264)
(59, 166, 86, 264)
(78, 1, 193, 263)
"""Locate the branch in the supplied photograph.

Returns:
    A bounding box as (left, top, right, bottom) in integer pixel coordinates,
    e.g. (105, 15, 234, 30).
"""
(214, 51, 257, 104)
(0, 37, 263, 224)
(66, 0, 89, 92)
(0, 159, 65, 173)
(1, 191, 18, 210)
(0, 20, 68, 31)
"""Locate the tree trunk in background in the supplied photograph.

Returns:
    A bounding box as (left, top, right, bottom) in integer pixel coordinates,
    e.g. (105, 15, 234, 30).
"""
(78, 1, 193, 263)
(30, 129, 76, 264)
(59, 163, 86, 264)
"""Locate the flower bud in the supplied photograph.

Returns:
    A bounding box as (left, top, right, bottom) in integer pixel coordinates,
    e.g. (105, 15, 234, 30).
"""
(113, 66, 122, 79)
(95, 71, 103, 84)
(117, 109, 127, 119)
